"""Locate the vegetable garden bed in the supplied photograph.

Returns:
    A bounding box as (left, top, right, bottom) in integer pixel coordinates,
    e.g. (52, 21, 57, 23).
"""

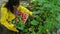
(1, 0, 60, 34)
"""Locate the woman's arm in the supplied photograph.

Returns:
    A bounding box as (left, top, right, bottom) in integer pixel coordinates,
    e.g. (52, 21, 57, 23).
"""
(0, 8, 19, 32)
(18, 5, 33, 16)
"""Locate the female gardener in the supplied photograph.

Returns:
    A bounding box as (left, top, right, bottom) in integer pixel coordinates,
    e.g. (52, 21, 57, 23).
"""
(0, 0, 33, 33)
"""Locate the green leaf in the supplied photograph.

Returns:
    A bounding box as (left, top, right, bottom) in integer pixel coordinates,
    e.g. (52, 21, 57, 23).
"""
(52, 32, 56, 34)
(47, 32, 51, 34)
(33, 11, 40, 15)
(36, 31, 42, 34)
(12, 19, 16, 24)
(17, 16, 22, 20)
(29, 26, 34, 32)
(31, 31, 35, 34)
(38, 26, 43, 31)
(31, 20, 39, 25)
(23, 29, 28, 32)
(16, 22, 25, 30)
(37, 0, 47, 4)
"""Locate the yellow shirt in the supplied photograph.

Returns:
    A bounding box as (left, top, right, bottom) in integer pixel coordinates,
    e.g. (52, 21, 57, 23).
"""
(0, 4, 33, 32)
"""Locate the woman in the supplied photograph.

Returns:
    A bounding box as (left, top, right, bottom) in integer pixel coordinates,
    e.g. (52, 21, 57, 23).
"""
(0, 0, 33, 34)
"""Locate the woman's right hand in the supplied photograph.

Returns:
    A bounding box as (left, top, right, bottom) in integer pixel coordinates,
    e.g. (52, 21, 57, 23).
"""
(9, 24, 19, 32)
(8, 21, 19, 32)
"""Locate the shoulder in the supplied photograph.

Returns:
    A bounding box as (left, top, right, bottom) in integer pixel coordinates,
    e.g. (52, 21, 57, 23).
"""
(1, 4, 8, 14)
(1, 3, 7, 12)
